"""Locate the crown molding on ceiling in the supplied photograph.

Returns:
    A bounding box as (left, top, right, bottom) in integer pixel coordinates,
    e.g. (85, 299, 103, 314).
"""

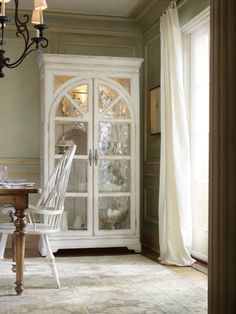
(46, 27, 143, 38)
(7, 0, 147, 18)
(135, 0, 161, 21)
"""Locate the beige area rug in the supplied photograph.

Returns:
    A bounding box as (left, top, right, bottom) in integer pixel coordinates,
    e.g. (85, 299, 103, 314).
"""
(0, 254, 207, 314)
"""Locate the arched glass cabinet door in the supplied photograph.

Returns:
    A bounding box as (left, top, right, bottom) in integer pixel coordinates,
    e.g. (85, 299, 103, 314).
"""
(93, 79, 135, 235)
(52, 79, 93, 235)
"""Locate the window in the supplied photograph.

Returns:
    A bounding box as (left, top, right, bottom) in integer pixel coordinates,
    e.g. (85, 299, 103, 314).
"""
(183, 10, 210, 262)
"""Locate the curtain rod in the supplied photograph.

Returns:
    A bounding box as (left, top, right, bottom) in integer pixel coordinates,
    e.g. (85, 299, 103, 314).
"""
(176, 0, 189, 8)
(164, 0, 188, 12)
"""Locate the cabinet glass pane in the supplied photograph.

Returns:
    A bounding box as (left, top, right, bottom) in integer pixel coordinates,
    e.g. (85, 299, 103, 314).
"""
(56, 96, 83, 118)
(99, 84, 118, 112)
(98, 122, 130, 156)
(104, 98, 130, 119)
(62, 197, 87, 230)
(67, 160, 88, 192)
(99, 197, 130, 230)
(110, 78, 131, 94)
(54, 75, 75, 92)
(55, 122, 88, 155)
(69, 84, 89, 113)
(99, 160, 130, 192)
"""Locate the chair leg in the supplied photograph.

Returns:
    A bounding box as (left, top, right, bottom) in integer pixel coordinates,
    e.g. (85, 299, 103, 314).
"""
(43, 235, 60, 289)
(0, 234, 8, 260)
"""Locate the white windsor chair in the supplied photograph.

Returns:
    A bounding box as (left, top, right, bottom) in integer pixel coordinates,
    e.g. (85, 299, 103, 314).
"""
(0, 144, 76, 288)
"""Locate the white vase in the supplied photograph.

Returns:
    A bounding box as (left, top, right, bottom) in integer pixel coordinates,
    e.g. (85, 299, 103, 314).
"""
(73, 215, 85, 229)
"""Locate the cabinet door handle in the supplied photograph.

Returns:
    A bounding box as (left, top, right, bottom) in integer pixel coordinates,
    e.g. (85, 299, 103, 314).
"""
(88, 149, 93, 166)
(94, 149, 98, 166)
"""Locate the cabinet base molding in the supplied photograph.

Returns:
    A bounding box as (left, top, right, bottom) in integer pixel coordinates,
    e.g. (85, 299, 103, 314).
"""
(38, 236, 141, 256)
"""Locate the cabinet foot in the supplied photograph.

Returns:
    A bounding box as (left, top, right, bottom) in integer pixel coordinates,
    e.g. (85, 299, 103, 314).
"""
(127, 243, 141, 253)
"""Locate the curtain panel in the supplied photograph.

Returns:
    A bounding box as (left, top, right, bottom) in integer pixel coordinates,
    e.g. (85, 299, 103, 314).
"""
(158, 2, 195, 266)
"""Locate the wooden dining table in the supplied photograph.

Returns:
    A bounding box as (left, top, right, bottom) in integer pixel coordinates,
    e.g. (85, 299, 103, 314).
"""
(0, 186, 39, 295)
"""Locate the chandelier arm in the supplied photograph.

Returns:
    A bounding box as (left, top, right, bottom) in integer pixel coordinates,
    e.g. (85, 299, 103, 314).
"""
(14, 1, 30, 25)
(39, 37, 49, 49)
(0, 0, 49, 78)
(5, 49, 36, 68)
(4, 36, 49, 69)
(4, 41, 36, 68)
(15, 15, 30, 44)
(13, 0, 30, 51)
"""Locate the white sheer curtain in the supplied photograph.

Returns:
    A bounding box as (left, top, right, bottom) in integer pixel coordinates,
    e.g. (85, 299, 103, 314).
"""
(158, 2, 195, 266)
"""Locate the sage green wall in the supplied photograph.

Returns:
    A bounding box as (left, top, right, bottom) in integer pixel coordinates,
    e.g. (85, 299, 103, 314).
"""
(141, 0, 210, 252)
(0, 45, 40, 158)
(0, 1, 210, 251)
(0, 12, 143, 248)
(0, 12, 143, 181)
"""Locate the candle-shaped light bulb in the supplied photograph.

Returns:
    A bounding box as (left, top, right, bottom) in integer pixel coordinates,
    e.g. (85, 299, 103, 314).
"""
(31, 9, 40, 24)
(2, 0, 5, 16)
(31, 9, 40, 37)
(34, 0, 47, 11)
(33, 0, 47, 25)
(0, 0, 10, 16)
(40, 9, 43, 24)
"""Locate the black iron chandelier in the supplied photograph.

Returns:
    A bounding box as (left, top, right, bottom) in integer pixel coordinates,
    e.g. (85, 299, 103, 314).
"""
(0, 0, 48, 78)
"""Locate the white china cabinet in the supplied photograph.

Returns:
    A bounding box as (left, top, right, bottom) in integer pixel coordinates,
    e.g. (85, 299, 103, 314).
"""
(38, 54, 143, 254)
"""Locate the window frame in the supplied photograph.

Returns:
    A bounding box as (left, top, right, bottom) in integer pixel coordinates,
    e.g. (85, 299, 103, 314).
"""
(181, 7, 210, 263)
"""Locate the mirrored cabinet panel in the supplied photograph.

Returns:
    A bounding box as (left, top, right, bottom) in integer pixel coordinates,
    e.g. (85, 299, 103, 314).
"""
(63, 197, 88, 231)
(39, 54, 142, 255)
(99, 160, 130, 192)
(55, 122, 88, 156)
(99, 197, 130, 230)
(67, 160, 88, 193)
(56, 96, 83, 118)
(98, 122, 130, 156)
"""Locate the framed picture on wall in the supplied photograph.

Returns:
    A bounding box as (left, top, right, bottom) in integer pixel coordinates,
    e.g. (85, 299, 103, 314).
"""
(149, 86, 161, 135)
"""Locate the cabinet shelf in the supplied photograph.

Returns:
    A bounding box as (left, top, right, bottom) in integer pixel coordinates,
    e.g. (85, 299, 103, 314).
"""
(55, 117, 87, 123)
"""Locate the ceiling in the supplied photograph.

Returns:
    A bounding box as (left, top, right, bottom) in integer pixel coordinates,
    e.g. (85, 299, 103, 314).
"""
(9, 0, 146, 17)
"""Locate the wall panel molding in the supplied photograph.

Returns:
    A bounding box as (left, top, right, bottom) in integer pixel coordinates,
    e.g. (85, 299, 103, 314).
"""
(144, 21, 160, 38)
(0, 158, 40, 165)
(144, 187, 159, 224)
(0, 158, 40, 179)
(141, 230, 159, 252)
(48, 27, 143, 38)
(58, 41, 136, 57)
(144, 173, 159, 177)
(144, 34, 160, 163)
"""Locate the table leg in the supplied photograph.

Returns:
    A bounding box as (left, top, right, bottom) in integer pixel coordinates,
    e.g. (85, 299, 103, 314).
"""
(13, 196, 28, 295)
(11, 234, 16, 272)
